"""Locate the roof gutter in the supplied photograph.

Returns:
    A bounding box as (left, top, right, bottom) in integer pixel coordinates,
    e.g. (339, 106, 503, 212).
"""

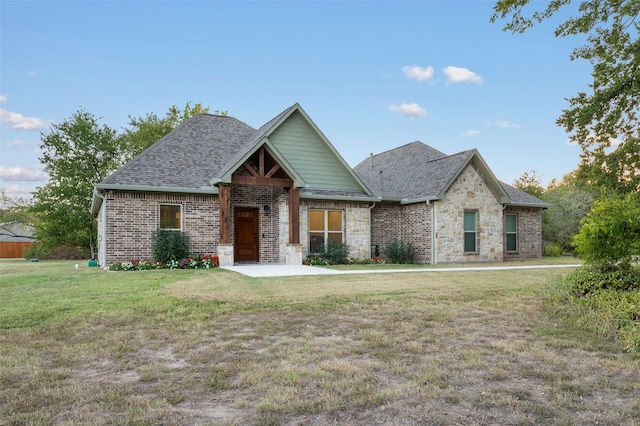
(400, 196, 439, 205)
(93, 188, 107, 269)
(95, 183, 219, 195)
(505, 202, 552, 209)
(427, 199, 435, 265)
(300, 193, 382, 203)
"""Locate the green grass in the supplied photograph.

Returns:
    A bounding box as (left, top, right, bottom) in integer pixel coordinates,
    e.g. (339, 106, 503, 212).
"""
(0, 258, 638, 425)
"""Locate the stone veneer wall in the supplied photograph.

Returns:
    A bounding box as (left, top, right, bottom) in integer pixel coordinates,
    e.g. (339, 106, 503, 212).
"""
(504, 206, 543, 260)
(370, 202, 432, 264)
(434, 164, 504, 263)
(103, 191, 219, 265)
(298, 200, 370, 260)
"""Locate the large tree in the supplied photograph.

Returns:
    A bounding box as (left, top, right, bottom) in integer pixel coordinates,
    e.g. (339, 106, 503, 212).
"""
(542, 173, 597, 250)
(119, 102, 211, 160)
(31, 110, 122, 256)
(492, 0, 640, 194)
(512, 169, 545, 199)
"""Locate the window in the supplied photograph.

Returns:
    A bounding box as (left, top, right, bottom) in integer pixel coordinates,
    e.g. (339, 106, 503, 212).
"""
(160, 204, 181, 230)
(506, 214, 518, 252)
(309, 210, 343, 253)
(464, 211, 477, 253)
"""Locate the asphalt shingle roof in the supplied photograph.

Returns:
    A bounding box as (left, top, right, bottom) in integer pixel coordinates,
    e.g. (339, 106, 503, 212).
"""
(500, 181, 550, 207)
(100, 113, 259, 190)
(354, 141, 474, 200)
(98, 109, 548, 209)
(354, 141, 549, 207)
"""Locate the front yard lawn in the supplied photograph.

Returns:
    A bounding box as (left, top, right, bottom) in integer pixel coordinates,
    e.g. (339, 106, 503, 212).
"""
(0, 259, 637, 425)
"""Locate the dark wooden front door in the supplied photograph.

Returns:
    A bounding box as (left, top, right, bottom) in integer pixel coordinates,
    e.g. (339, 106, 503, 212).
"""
(234, 208, 259, 262)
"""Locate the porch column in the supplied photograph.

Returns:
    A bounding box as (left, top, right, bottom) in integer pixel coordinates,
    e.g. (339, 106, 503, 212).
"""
(219, 184, 231, 244)
(288, 187, 299, 244)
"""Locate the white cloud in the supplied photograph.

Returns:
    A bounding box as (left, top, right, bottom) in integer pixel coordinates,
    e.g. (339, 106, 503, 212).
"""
(386, 102, 428, 118)
(26, 70, 43, 77)
(402, 65, 435, 83)
(0, 108, 46, 130)
(8, 139, 30, 147)
(464, 129, 481, 137)
(0, 166, 46, 182)
(493, 120, 521, 129)
(443, 66, 483, 85)
(2, 184, 34, 201)
(0, 95, 7, 104)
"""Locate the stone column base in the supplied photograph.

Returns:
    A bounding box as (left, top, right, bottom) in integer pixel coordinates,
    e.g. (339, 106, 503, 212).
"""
(217, 245, 234, 266)
(285, 244, 302, 265)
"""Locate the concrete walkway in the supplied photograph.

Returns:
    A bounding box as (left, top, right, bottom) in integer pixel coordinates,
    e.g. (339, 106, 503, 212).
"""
(221, 263, 582, 278)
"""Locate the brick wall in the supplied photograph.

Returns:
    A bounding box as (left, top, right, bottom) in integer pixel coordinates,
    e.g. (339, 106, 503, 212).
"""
(103, 191, 219, 265)
(370, 202, 432, 263)
(504, 206, 543, 260)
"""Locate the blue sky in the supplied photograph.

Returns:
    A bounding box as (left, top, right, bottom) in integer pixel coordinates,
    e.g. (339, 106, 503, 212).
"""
(1, 1, 592, 199)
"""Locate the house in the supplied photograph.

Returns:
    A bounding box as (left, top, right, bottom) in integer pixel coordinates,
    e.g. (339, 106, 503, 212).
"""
(0, 221, 36, 258)
(353, 142, 549, 264)
(91, 103, 548, 268)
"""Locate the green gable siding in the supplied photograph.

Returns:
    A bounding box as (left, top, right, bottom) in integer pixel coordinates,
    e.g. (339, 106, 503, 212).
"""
(268, 111, 363, 191)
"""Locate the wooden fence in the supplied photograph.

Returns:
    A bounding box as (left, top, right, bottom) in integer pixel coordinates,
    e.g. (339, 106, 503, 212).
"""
(0, 242, 33, 258)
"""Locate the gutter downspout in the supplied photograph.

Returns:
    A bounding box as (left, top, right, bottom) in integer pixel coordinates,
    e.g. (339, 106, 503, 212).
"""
(94, 189, 107, 269)
(368, 202, 376, 259)
(427, 200, 435, 265)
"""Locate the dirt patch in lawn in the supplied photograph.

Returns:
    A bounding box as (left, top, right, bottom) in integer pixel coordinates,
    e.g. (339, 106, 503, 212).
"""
(2, 269, 638, 425)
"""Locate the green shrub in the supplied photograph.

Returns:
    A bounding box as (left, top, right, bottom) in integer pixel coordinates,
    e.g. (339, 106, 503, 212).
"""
(304, 240, 350, 265)
(23, 242, 49, 260)
(322, 239, 349, 264)
(153, 229, 190, 263)
(385, 240, 415, 264)
(565, 263, 640, 296)
(573, 192, 640, 266)
(552, 273, 640, 352)
(543, 242, 563, 257)
(24, 242, 88, 260)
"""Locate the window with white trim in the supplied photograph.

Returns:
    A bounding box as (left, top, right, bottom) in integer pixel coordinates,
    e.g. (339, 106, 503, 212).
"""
(159, 204, 182, 230)
(309, 210, 343, 253)
(506, 213, 518, 252)
(464, 211, 477, 253)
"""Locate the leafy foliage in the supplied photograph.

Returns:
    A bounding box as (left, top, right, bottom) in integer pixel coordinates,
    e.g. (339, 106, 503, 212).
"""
(560, 264, 640, 351)
(119, 102, 210, 160)
(513, 169, 545, 199)
(543, 242, 563, 257)
(152, 229, 191, 263)
(566, 263, 640, 295)
(572, 192, 640, 265)
(541, 176, 596, 250)
(31, 110, 123, 255)
(385, 240, 415, 264)
(492, 0, 640, 194)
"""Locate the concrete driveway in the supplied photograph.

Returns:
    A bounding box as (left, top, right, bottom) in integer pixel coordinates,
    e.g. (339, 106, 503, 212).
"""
(221, 263, 581, 278)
